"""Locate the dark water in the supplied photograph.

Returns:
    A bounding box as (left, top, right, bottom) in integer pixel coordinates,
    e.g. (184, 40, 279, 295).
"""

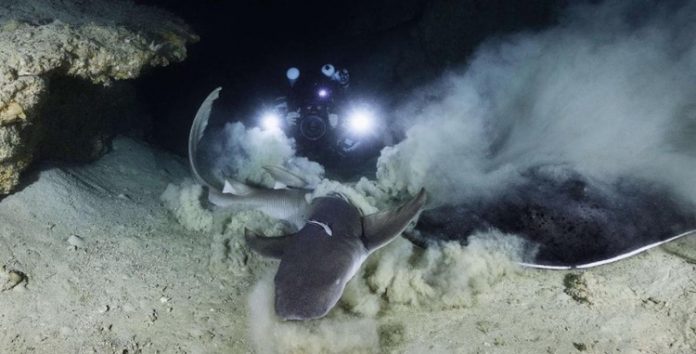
(133, 0, 563, 158)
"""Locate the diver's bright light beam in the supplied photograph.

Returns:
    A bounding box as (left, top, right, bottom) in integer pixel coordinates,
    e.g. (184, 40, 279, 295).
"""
(261, 112, 282, 131)
(346, 109, 374, 135)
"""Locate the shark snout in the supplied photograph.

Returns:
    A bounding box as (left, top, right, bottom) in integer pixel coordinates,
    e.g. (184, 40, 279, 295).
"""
(274, 280, 342, 321)
(274, 290, 334, 321)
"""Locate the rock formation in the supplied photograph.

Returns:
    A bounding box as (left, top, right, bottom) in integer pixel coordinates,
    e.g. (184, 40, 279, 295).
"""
(0, 0, 197, 194)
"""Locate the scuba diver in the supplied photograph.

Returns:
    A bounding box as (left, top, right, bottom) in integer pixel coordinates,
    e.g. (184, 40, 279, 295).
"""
(257, 64, 384, 176)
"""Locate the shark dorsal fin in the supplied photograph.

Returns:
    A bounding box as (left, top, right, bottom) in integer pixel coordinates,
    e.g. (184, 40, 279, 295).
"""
(223, 179, 255, 196)
(362, 188, 427, 252)
(264, 165, 311, 189)
(244, 228, 295, 259)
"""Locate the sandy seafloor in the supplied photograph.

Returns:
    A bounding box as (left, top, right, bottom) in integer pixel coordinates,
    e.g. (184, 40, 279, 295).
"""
(0, 137, 694, 354)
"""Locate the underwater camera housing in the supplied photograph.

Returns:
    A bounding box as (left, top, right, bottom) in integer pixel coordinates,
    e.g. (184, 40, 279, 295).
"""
(257, 64, 383, 171)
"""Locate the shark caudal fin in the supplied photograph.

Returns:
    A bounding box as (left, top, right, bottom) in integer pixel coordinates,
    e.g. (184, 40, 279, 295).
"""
(188, 87, 222, 190)
(362, 188, 427, 252)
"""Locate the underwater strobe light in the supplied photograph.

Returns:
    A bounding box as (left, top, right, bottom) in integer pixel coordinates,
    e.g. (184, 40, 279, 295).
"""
(346, 108, 375, 136)
(286, 67, 300, 86)
(260, 111, 282, 131)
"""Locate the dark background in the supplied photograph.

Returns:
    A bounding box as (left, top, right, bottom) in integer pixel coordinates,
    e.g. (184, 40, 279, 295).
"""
(133, 0, 568, 155)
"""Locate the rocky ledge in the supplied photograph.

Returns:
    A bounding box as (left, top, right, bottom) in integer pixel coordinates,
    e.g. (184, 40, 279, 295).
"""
(0, 0, 197, 194)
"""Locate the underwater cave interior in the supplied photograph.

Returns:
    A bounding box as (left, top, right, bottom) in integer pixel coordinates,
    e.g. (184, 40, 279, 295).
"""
(0, 0, 695, 352)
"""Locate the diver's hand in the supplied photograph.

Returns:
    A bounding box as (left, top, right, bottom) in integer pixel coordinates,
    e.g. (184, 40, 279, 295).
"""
(286, 111, 301, 126)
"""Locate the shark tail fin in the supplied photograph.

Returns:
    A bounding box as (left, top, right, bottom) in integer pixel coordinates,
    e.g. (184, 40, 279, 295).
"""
(188, 87, 222, 190)
(362, 188, 427, 252)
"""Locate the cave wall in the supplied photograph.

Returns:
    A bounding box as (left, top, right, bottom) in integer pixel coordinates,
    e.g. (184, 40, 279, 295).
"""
(0, 0, 198, 194)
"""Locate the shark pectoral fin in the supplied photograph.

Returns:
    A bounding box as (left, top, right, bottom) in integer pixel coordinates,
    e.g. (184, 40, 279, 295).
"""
(244, 228, 293, 259)
(223, 179, 255, 196)
(263, 165, 311, 189)
(362, 188, 427, 252)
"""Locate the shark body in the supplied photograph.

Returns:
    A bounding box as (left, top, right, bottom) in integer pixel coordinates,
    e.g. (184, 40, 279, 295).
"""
(246, 189, 427, 320)
(188, 88, 429, 319)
